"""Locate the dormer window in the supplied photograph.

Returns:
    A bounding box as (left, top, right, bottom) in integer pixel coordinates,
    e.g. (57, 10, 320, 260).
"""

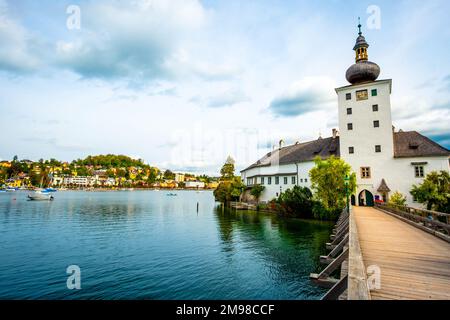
(409, 142, 419, 150)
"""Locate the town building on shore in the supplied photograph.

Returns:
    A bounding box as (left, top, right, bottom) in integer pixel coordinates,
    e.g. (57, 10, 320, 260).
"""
(241, 24, 450, 207)
(185, 181, 205, 189)
(174, 173, 185, 182)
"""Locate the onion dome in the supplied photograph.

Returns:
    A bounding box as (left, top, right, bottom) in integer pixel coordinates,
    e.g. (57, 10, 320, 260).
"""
(345, 19, 380, 85)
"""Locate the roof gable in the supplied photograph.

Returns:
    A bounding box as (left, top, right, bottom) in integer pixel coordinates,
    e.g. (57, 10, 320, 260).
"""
(393, 131, 450, 158)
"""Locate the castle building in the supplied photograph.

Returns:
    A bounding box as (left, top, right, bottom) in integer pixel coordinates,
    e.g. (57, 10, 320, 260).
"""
(241, 23, 450, 207)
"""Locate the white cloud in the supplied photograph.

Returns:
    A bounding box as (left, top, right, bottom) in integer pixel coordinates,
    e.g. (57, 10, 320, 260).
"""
(190, 88, 249, 108)
(55, 0, 209, 82)
(269, 76, 336, 117)
(0, 1, 41, 73)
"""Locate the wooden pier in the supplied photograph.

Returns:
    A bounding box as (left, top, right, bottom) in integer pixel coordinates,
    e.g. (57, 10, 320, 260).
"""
(311, 205, 450, 300)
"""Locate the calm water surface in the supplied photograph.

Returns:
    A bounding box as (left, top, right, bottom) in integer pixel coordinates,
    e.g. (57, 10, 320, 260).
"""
(0, 190, 333, 299)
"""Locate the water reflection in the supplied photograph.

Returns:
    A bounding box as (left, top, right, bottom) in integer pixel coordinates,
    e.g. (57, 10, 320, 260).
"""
(214, 206, 333, 279)
(0, 191, 333, 300)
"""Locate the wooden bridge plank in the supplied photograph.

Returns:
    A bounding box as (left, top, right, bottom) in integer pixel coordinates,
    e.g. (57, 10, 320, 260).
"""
(353, 206, 450, 300)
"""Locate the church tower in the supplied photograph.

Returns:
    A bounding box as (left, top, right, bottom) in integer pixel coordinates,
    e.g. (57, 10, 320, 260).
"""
(336, 21, 394, 206)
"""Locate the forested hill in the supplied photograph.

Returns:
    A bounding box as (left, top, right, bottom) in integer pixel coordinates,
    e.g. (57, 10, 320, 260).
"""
(72, 155, 149, 168)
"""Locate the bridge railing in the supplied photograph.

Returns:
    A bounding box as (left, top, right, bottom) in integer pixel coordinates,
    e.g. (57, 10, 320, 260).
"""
(310, 206, 372, 300)
(375, 203, 450, 237)
(310, 207, 349, 299)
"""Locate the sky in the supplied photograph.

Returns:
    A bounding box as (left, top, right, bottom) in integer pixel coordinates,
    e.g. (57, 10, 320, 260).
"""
(0, 0, 449, 175)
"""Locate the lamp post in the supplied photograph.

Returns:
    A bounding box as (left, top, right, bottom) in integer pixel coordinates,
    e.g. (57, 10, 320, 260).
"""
(344, 175, 350, 213)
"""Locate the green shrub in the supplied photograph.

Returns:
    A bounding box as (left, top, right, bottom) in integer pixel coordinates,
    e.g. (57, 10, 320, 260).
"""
(312, 201, 340, 221)
(273, 186, 314, 218)
(389, 191, 407, 208)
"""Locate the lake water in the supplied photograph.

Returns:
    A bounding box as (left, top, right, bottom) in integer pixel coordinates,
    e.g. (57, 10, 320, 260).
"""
(0, 190, 333, 300)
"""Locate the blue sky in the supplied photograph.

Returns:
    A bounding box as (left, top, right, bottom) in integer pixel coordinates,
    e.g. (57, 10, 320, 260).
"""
(0, 0, 449, 174)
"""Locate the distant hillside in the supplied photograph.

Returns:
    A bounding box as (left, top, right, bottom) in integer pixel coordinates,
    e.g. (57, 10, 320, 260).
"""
(72, 154, 149, 169)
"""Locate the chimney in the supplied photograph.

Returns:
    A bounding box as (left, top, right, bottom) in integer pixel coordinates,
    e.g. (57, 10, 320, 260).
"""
(279, 139, 285, 149)
(332, 128, 338, 139)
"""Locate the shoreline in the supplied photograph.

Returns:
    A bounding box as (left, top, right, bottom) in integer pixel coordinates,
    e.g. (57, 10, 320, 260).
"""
(4, 188, 215, 192)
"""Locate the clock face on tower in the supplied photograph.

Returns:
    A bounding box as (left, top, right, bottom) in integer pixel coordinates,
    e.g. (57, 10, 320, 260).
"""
(356, 89, 368, 101)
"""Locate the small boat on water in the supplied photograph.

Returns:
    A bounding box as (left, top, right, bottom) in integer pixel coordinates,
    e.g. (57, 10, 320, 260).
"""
(166, 193, 177, 196)
(27, 191, 54, 201)
(42, 188, 57, 193)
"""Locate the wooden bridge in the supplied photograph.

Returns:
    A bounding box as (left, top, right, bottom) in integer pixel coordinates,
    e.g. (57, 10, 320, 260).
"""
(310, 204, 450, 300)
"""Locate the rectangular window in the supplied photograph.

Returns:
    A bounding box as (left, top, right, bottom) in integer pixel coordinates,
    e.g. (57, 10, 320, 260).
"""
(292, 176, 296, 184)
(361, 167, 371, 179)
(375, 145, 381, 153)
(347, 123, 353, 130)
(371, 89, 378, 96)
(305, 178, 308, 183)
(415, 166, 424, 178)
(261, 177, 265, 185)
(356, 89, 368, 101)
(373, 120, 380, 128)
(347, 108, 352, 115)
(372, 104, 378, 112)
(300, 178, 303, 183)
(349, 146, 354, 154)
(284, 177, 288, 185)
(268, 177, 272, 185)
(275, 177, 279, 185)
(346, 93, 351, 100)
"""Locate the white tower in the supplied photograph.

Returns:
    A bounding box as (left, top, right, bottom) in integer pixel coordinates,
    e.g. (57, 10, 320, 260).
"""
(336, 22, 394, 206)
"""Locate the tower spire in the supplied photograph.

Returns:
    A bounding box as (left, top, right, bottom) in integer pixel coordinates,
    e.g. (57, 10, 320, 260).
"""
(358, 17, 362, 36)
(345, 18, 380, 84)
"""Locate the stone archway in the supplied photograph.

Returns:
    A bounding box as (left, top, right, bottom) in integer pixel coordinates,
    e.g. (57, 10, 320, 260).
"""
(358, 190, 374, 207)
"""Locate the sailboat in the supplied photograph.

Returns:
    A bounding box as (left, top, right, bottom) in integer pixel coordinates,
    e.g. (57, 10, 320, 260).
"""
(28, 174, 55, 201)
(28, 191, 54, 201)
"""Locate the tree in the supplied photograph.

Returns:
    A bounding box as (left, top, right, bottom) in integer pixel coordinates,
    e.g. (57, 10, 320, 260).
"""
(410, 171, 450, 213)
(273, 186, 314, 218)
(389, 191, 407, 208)
(309, 156, 356, 215)
(220, 156, 235, 181)
(213, 177, 244, 205)
(163, 170, 175, 180)
(214, 157, 244, 205)
(250, 184, 265, 205)
(147, 169, 157, 184)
